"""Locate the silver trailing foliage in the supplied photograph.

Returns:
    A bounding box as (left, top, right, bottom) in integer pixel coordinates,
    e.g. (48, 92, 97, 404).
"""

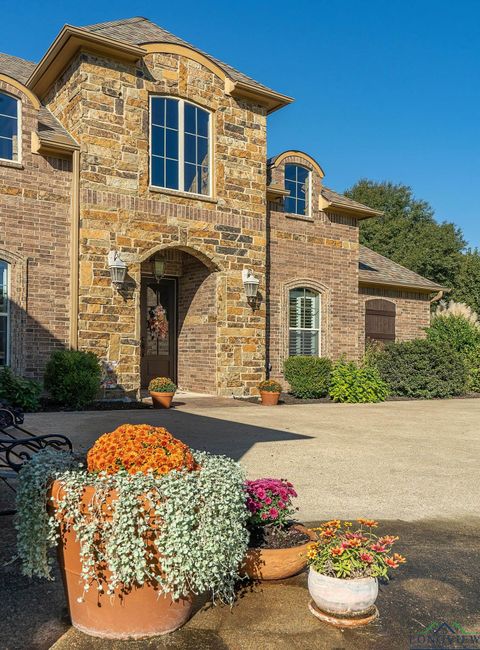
(15, 448, 249, 603)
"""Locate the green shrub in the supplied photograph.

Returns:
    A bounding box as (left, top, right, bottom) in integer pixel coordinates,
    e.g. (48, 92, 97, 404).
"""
(375, 339, 468, 399)
(0, 367, 42, 411)
(44, 350, 101, 408)
(329, 360, 389, 403)
(426, 314, 480, 393)
(283, 356, 332, 398)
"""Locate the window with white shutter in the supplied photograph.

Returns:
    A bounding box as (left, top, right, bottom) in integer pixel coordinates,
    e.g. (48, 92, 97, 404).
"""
(289, 288, 320, 356)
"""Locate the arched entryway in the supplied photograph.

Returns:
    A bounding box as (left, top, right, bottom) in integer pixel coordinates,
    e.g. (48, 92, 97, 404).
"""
(140, 247, 220, 393)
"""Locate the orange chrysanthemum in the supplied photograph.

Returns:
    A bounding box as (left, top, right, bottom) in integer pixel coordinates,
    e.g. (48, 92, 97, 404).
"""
(87, 424, 197, 475)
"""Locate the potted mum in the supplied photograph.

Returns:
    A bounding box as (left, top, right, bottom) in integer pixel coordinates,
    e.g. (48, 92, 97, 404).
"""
(242, 478, 316, 580)
(148, 376, 176, 409)
(258, 379, 282, 406)
(15, 424, 249, 639)
(307, 519, 406, 626)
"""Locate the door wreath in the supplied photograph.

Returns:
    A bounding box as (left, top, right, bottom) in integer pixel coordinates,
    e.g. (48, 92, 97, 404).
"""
(147, 304, 169, 340)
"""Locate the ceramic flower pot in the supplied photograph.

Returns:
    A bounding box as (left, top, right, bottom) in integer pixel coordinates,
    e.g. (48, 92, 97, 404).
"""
(49, 480, 194, 639)
(259, 391, 281, 406)
(150, 391, 175, 409)
(308, 567, 378, 617)
(242, 525, 317, 580)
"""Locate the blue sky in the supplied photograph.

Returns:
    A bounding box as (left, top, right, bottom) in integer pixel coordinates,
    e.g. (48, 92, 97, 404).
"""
(2, 0, 479, 247)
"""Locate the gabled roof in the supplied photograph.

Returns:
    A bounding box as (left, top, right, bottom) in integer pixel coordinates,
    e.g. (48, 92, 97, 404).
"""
(321, 187, 383, 218)
(82, 17, 282, 98)
(0, 52, 78, 150)
(359, 245, 447, 292)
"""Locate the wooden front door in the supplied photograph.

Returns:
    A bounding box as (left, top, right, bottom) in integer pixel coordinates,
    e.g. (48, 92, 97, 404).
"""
(141, 278, 177, 388)
(365, 299, 396, 345)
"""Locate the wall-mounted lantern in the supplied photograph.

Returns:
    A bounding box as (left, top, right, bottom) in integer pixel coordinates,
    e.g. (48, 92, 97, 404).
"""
(108, 250, 127, 288)
(242, 269, 260, 308)
(153, 258, 165, 283)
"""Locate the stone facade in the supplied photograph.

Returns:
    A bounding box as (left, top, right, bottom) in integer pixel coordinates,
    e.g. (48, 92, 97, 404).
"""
(0, 78, 72, 379)
(0, 21, 441, 396)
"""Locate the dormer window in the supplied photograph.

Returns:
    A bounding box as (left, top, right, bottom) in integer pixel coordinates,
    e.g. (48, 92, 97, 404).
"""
(284, 164, 310, 216)
(0, 92, 20, 162)
(150, 97, 211, 196)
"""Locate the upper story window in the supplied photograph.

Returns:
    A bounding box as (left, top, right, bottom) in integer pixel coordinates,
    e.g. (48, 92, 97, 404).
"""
(150, 97, 211, 196)
(289, 287, 320, 356)
(0, 260, 9, 366)
(0, 92, 20, 162)
(284, 164, 310, 216)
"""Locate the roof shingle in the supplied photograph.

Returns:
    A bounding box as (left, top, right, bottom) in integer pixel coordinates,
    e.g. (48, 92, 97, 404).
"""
(321, 187, 383, 217)
(359, 245, 446, 292)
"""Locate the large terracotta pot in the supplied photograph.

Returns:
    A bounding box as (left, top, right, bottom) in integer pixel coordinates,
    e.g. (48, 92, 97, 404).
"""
(259, 391, 281, 406)
(308, 568, 378, 616)
(242, 525, 316, 580)
(150, 391, 175, 409)
(50, 480, 194, 639)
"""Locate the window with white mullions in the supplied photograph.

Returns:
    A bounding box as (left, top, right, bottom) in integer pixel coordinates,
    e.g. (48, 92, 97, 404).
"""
(284, 164, 310, 216)
(150, 97, 211, 196)
(289, 287, 320, 356)
(0, 92, 19, 162)
(0, 261, 9, 366)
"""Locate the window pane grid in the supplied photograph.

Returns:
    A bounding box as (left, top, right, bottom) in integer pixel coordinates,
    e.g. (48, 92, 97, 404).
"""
(289, 288, 320, 357)
(284, 164, 310, 216)
(151, 97, 210, 196)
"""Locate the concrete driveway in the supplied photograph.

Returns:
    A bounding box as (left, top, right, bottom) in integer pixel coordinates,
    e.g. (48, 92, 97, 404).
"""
(2, 398, 480, 649)
(23, 397, 480, 521)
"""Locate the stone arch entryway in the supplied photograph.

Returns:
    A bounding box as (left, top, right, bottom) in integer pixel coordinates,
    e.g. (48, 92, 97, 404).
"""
(139, 245, 222, 394)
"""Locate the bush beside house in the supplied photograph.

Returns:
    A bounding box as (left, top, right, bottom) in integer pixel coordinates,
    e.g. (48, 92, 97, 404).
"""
(283, 356, 332, 398)
(44, 350, 102, 408)
(0, 367, 42, 411)
(329, 360, 389, 403)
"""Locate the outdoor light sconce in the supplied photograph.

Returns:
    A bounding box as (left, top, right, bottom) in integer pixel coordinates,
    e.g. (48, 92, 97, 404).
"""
(108, 250, 127, 288)
(153, 258, 165, 283)
(242, 269, 260, 308)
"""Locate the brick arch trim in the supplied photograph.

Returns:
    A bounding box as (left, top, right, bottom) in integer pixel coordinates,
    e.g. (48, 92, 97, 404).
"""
(0, 75, 41, 109)
(281, 278, 332, 360)
(269, 150, 325, 179)
(141, 43, 230, 84)
(137, 243, 224, 273)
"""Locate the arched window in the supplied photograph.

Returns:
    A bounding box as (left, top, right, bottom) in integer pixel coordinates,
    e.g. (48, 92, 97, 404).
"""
(150, 97, 211, 196)
(0, 260, 9, 365)
(365, 299, 396, 345)
(0, 92, 20, 162)
(289, 287, 320, 356)
(284, 164, 310, 216)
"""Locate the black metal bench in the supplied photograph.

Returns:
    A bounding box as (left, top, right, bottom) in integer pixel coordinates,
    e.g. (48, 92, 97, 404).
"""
(0, 404, 73, 515)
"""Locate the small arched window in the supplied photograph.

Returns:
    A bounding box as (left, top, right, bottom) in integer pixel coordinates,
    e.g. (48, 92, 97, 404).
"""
(365, 299, 396, 345)
(0, 92, 20, 162)
(150, 97, 211, 196)
(284, 164, 310, 216)
(0, 260, 9, 366)
(289, 287, 320, 356)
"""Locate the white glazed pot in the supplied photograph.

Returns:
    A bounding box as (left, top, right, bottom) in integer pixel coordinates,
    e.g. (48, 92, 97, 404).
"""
(308, 568, 378, 615)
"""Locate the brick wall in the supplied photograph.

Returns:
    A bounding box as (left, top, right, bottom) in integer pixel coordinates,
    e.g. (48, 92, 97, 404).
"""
(0, 78, 72, 378)
(267, 153, 361, 381)
(359, 286, 432, 349)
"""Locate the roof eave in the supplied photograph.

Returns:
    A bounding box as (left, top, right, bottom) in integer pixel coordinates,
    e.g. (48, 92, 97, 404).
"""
(27, 25, 146, 98)
(320, 196, 383, 219)
(31, 131, 80, 156)
(359, 278, 449, 293)
(229, 80, 293, 114)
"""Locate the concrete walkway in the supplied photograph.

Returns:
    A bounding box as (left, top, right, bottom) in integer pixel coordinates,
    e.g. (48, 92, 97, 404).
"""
(2, 398, 479, 649)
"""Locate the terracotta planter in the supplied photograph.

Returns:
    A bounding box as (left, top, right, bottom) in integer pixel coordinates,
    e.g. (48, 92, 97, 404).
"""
(242, 525, 316, 580)
(150, 391, 175, 409)
(50, 480, 194, 639)
(308, 568, 378, 617)
(259, 391, 281, 406)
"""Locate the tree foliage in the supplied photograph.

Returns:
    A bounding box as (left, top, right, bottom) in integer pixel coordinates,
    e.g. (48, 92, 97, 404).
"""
(451, 249, 480, 314)
(345, 179, 465, 289)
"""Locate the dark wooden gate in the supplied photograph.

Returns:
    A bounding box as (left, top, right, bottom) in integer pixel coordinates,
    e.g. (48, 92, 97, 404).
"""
(365, 299, 396, 344)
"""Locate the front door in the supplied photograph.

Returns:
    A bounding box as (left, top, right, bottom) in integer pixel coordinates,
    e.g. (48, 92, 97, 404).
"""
(141, 278, 177, 388)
